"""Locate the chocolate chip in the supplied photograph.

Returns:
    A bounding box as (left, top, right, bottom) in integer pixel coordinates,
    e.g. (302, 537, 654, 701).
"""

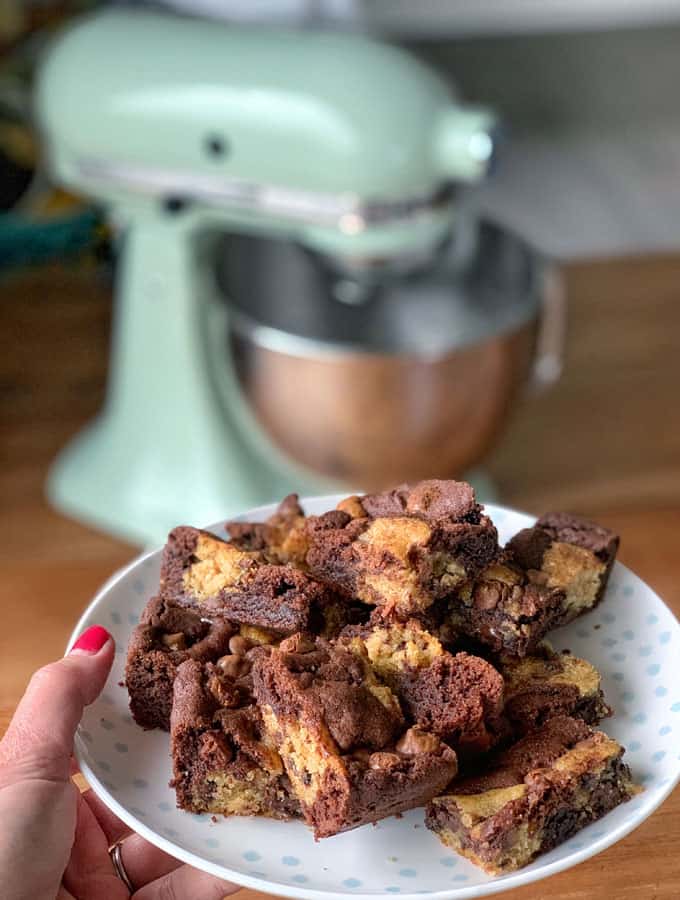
(396, 728, 441, 757)
(161, 631, 186, 651)
(473, 583, 500, 611)
(217, 654, 250, 679)
(198, 731, 233, 766)
(228, 635, 251, 656)
(368, 751, 402, 770)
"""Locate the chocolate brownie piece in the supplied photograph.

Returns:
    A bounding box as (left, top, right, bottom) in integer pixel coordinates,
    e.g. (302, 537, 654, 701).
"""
(426, 715, 639, 874)
(252, 634, 458, 838)
(125, 597, 235, 730)
(305, 480, 498, 617)
(501, 643, 611, 733)
(170, 657, 299, 818)
(160, 526, 330, 636)
(506, 513, 619, 622)
(350, 616, 505, 754)
(227, 494, 310, 567)
(443, 558, 566, 657)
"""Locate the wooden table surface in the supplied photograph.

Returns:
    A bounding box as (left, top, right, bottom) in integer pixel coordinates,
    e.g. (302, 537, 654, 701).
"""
(1, 256, 679, 898)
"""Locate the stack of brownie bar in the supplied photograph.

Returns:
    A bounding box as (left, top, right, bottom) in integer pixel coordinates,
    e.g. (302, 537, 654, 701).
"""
(125, 479, 640, 874)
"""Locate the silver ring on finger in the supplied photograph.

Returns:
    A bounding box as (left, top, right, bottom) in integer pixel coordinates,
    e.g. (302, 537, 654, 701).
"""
(109, 839, 135, 894)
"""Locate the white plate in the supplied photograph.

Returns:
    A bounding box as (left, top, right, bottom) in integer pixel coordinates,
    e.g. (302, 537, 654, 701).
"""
(69, 498, 680, 900)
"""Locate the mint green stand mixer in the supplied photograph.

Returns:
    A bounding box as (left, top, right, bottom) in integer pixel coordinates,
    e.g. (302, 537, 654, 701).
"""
(35, 8, 499, 545)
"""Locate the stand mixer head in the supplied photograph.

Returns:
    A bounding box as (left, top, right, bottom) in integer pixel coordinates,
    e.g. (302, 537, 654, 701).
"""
(38, 8, 496, 259)
(35, 7, 504, 544)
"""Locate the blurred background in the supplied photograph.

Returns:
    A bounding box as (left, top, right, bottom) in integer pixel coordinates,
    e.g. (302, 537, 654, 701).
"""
(2, 3, 680, 895)
(4, 0, 680, 543)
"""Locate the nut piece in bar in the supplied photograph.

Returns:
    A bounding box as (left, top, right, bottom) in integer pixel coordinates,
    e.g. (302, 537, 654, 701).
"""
(125, 597, 235, 730)
(445, 558, 566, 658)
(226, 494, 310, 567)
(351, 616, 505, 754)
(426, 715, 639, 874)
(500, 643, 611, 733)
(506, 513, 619, 622)
(160, 526, 330, 636)
(252, 634, 458, 838)
(171, 657, 300, 818)
(306, 480, 498, 617)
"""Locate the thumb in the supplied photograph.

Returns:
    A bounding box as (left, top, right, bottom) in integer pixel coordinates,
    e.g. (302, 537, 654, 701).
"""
(0, 625, 115, 783)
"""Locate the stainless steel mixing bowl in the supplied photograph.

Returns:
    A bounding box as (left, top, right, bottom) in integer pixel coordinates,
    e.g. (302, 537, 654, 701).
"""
(220, 220, 563, 489)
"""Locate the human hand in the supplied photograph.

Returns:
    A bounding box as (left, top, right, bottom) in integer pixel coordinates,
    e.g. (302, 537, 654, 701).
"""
(0, 624, 238, 900)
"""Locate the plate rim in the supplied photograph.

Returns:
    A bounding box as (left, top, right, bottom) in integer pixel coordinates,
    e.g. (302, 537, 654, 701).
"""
(69, 498, 680, 900)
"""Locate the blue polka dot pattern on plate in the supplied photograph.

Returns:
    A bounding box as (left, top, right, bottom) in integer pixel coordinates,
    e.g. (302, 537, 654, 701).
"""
(660, 631, 671, 644)
(576, 628, 589, 638)
(622, 585, 634, 597)
(602, 637, 617, 647)
(243, 851, 261, 862)
(659, 725, 672, 735)
(292, 875, 308, 884)
(440, 858, 456, 868)
(97, 760, 111, 772)
(205, 838, 220, 849)
(80, 730, 93, 743)
(111, 611, 122, 625)
(133, 778, 148, 789)
(158, 801, 172, 812)
(639, 646, 653, 657)
(114, 742, 128, 753)
(647, 613, 659, 625)
(623, 630, 635, 641)
(612, 672, 624, 682)
(647, 664, 661, 676)
(633, 712, 647, 724)
(612, 652, 626, 662)
(672, 702, 680, 712)
(343, 879, 362, 888)
(653, 751, 666, 763)
(452, 874, 469, 882)
(385, 887, 401, 893)
(603, 612, 616, 623)
(629, 740, 642, 752)
(282, 856, 299, 866)
(100, 718, 114, 731)
(622, 691, 634, 703)
(128, 612, 138, 625)
(399, 869, 417, 878)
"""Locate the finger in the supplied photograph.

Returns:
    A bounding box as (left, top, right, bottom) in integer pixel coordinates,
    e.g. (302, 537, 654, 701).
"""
(82, 788, 133, 847)
(0, 625, 114, 783)
(117, 834, 183, 889)
(133, 863, 238, 900)
(61, 788, 129, 900)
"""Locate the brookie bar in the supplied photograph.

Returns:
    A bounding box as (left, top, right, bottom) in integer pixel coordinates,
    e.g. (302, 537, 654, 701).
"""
(252, 633, 458, 838)
(125, 596, 235, 730)
(426, 715, 639, 874)
(305, 480, 498, 617)
(160, 525, 330, 636)
(506, 513, 619, 623)
(171, 657, 300, 818)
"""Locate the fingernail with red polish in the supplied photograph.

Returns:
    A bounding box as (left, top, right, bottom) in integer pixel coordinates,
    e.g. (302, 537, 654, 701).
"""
(70, 624, 111, 655)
